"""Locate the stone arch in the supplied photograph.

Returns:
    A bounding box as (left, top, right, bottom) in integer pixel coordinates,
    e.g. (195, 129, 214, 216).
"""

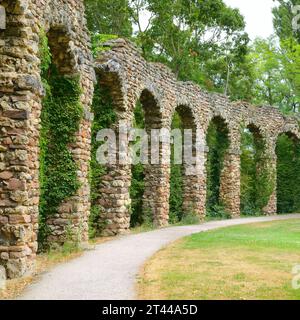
(130, 80, 164, 123)
(45, 26, 79, 75)
(206, 115, 230, 134)
(139, 88, 163, 128)
(240, 122, 273, 215)
(0, 0, 94, 279)
(246, 122, 265, 140)
(134, 87, 168, 228)
(0, 0, 42, 279)
(93, 84, 166, 235)
(89, 63, 130, 237)
(169, 103, 206, 221)
(279, 122, 300, 140)
(95, 59, 128, 115)
(37, 24, 90, 247)
(205, 116, 233, 215)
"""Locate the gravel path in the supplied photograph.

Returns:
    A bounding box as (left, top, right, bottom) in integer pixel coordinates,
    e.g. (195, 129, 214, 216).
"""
(19, 214, 300, 300)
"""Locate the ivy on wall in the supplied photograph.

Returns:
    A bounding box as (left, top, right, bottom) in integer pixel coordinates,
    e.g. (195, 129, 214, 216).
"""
(89, 84, 116, 238)
(169, 112, 184, 223)
(240, 127, 275, 215)
(130, 102, 146, 227)
(205, 119, 230, 218)
(38, 31, 83, 249)
(91, 33, 118, 58)
(276, 134, 300, 214)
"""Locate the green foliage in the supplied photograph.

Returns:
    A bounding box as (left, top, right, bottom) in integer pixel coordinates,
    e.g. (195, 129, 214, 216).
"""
(169, 164, 183, 224)
(89, 84, 117, 238)
(130, 163, 146, 227)
(273, 0, 300, 107)
(169, 112, 184, 223)
(180, 210, 201, 225)
(240, 127, 274, 215)
(207, 204, 232, 220)
(84, 0, 251, 101)
(240, 129, 257, 214)
(39, 29, 52, 78)
(276, 134, 300, 213)
(88, 30, 119, 237)
(38, 32, 83, 249)
(84, 0, 132, 37)
(273, 0, 300, 43)
(206, 118, 230, 217)
(91, 34, 118, 58)
(84, 1, 300, 224)
(130, 102, 147, 227)
(247, 37, 299, 112)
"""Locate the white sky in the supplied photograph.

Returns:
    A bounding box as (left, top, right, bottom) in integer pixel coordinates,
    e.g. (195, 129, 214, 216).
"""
(223, 0, 276, 39)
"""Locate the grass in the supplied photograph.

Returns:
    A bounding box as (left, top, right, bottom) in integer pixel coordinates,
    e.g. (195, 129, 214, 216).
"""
(137, 219, 300, 300)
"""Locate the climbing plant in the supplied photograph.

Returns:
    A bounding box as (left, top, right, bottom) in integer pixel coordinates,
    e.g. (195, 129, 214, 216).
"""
(240, 127, 274, 215)
(91, 33, 118, 58)
(89, 35, 119, 238)
(130, 102, 146, 227)
(169, 112, 184, 223)
(206, 118, 230, 217)
(89, 84, 117, 238)
(276, 134, 300, 213)
(38, 31, 83, 249)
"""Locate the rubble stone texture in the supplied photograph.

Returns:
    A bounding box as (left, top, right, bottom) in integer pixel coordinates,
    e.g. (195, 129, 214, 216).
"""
(0, 0, 94, 279)
(0, 3, 299, 279)
(95, 39, 300, 235)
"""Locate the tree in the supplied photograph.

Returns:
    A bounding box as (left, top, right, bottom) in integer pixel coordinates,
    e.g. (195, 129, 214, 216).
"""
(84, 0, 251, 100)
(247, 37, 289, 107)
(272, 0, 300, 43)
(272, 0, 300, 112)
(84, 0, 132, 37)
(142, 0, 250, 97)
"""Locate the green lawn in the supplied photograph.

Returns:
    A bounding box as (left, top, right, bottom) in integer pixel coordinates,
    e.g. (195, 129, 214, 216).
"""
(137, 219, 300, 300)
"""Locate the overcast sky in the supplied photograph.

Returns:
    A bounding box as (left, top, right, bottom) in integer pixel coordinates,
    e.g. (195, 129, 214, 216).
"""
(223, 0, 276, 39)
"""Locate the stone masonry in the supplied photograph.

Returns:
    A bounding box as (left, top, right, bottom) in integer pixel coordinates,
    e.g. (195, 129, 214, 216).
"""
(0, 0, 94, 279)
(0, 3, 299, 279)
(95, 38, 300, 235)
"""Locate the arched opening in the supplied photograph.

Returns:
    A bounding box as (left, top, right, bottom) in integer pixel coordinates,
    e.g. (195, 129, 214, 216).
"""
(206, 116, 230, 217)
(240, 124, 267, 215)
(276, 132, 300, 214)
(169, 105, 199, 224)
(130, 98, 146, 227)
(89, 82, 163, 236)
(89, 76, 118, 238)
(38, 28, 82, 250)
(130, 89, 163, 228)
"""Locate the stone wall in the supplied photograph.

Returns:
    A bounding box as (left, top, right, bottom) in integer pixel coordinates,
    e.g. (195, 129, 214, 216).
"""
(0, 3, 299, 279)
(0, 0, 94, 279)
(95, 38, 300, 235)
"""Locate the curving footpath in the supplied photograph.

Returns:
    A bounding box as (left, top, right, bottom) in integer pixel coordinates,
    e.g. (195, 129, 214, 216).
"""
(19, 214, 300, 300)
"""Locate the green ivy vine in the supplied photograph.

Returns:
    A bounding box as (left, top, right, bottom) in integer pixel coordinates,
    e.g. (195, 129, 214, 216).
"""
(38, 30, 83, 249)
(205, 118, 230, 218)
(240, 126, 275, 215)
(89, 84, 117, 238)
